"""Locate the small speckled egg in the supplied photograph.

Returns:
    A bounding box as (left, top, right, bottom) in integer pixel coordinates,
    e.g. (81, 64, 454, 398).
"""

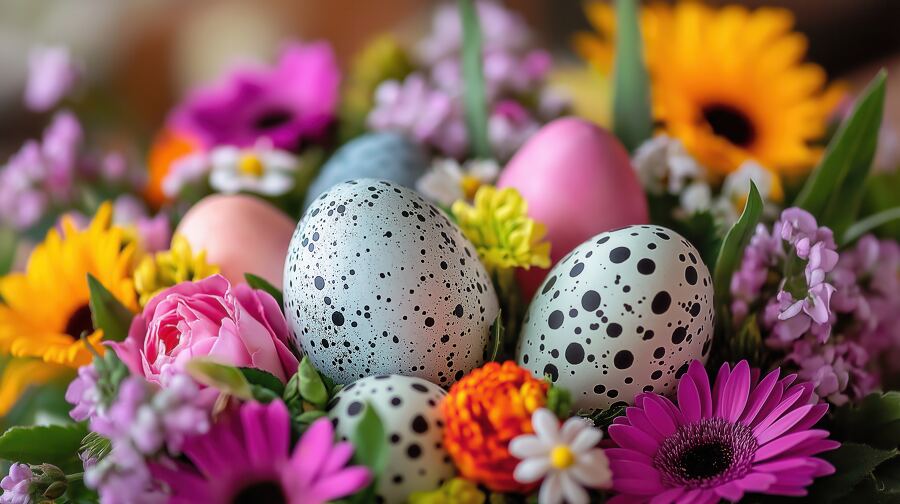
(516, 225, 714, 411)
(329, 375, 453, 503)
(176, 194, 296, 288)
(303, 132, 428, 211)
(284, 179, 499, 386)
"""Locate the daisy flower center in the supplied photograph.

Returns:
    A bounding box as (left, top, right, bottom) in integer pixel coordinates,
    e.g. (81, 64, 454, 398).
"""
(654, 417, 758, 489)
(550, 445, 576, 469)
(64, 304, 94, 340)
(230, 480, 287, 504)
(702, 103, 756, 148)
(238, 154, 265, 177)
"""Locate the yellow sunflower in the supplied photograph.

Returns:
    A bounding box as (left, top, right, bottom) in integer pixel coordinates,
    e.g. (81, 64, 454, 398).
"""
(574, 1, 844, 178)
(0, 203, 138, 369)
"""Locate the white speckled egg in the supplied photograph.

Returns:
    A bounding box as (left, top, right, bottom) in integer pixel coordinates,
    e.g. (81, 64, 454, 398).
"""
(284, 179, 499, 386)
(516, 225, 713, 410)
(329, 375, 453, 503)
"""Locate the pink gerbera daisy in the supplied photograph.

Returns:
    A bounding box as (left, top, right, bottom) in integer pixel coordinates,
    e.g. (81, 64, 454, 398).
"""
(607, 360, 838, 503)
(152, 400, 370, 504)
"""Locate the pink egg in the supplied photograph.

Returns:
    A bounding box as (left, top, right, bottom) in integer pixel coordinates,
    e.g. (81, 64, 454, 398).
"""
(176, 194, 296, 289)
(498, 117, 649, 300)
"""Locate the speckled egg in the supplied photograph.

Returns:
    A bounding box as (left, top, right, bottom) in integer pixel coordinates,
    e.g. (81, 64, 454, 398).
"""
(516, 225, 714, 411)
(303, 132, 428, 211)
(284, 179, 499, 386)
(329, 374, 454, 503)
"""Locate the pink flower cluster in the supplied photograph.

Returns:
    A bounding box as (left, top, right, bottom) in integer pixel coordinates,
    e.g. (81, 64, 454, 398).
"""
(367, 1, 564, 160)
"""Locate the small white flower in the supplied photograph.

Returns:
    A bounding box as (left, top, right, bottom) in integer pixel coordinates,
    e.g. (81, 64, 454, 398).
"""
(633, 135, 706, 196)
(416, 157, 500, 206)
(714, 160, 783, 224)
(162, 152, 210, 198)
(208, 144, 299, 196)
(509, 408, 612, 504)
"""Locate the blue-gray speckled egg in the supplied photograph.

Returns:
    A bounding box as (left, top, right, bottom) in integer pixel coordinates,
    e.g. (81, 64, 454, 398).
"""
(303, 132, 428, 211)
(329, 375, 453, 503)
(516, 225, 714, 411)
(284, 179, 499, 386)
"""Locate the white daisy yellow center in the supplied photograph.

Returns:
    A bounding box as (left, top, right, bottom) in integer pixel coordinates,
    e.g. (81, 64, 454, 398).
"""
(460, 175, 482, 200)
(238, 153, 265, 177)
(550, 445, 575, 469)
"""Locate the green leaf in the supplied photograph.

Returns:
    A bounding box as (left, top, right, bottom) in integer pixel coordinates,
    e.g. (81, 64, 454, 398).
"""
(458, 0, 490, 158)
(843, 206, 900, 244)
(0, 227, 16, 276)
(830, 392, 900, 449)
(0, 423, 87, 470)
(298, 356, 329, 409)
(795, 71, 886, 236)
(806, 443, 898, 503)
(244, 273, 284, 309)
(351, 403, 389, 487)
(582, 402, 627, 429)
(612, 0, 653, 151)
(239, 367, 285, 396)
(713, 182, 763, 309)
(87, 274, 134, 342)
(186, 360, 253, 400)
(80, 431, 111, 462)
(546, 384, 572, 419)
(487, 311, 504, 362)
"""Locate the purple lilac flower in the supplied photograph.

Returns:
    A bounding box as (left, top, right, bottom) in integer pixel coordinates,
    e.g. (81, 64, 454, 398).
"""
(731, 208, 839, 345)
(0, 463, 32, 504)
(65, 363, 101, 422)
(24, 46, 79, 112)
(786, 337, 876, 406)
(168, 41, 340, 151)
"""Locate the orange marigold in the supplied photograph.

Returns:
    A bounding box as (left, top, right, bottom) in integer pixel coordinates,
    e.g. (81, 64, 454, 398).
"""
(442, 361, 548, 492)
(145, 129, 201, 209)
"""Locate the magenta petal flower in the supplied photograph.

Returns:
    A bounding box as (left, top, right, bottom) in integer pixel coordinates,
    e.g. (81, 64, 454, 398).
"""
(607, 360, 838, 503)
(152, 401, 370, 504)
(169, 41, 340, 150)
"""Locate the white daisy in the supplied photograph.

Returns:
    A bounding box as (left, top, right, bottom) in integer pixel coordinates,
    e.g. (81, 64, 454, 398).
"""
(416, 157, 500, 207)
(509, 408, 612, 504)
(714, 159, 783, 224)
(208, 144, 299, 196)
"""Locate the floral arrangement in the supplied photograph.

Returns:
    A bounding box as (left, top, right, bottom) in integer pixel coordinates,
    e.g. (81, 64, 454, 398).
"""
(0, 1, 897, 504)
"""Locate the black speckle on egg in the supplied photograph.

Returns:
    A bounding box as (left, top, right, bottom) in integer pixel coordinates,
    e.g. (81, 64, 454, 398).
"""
(685, 266, 698, 285)
(565, 343, 585, 365)
(543, 363, 559, 382)
(569, 263, 585, 277)
(314, 276, 325, 290)
(614, 350, 634, 369)
(606, 323, 622, 338)
(332, 311, 345, 326)
(548, 310, 564, 330)
(651, 291, 671, 314)
(637, 258, 656, 275)
(671, 326, 687, 344)
(581, 290, 601, 311)
(609, 247, 631, 263)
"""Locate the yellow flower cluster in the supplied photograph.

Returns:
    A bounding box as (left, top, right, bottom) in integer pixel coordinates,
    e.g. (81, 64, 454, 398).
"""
(408, 478, 486, 504)
(134, 235, 219, 306)
(451, 186, 551, 274)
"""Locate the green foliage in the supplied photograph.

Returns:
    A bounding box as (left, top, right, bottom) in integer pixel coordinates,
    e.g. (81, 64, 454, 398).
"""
(0, 423, 87, 472)
(487, 311, 505, 362)
(80, 431, 111, 462)
(843, 206, 900, 245)
(0, 227, 16, 277)
(186, 360, 254, 400)
(860, 170, 900, 240)
(458, 0, 491, 158)
(283, 357, 342, 431)
(830, 392, 900, 449)
(348, 403, 389, 503)
(794, 71, 886, 237)
(808, 443, 898, 503)
(244, 273, 284, 309)
(87, 273, 134, 342)
(712, 182, 762, 312)
(581, 402, 627, 429)
(546, 384, 573, 419)
(612, 0, 653, 151)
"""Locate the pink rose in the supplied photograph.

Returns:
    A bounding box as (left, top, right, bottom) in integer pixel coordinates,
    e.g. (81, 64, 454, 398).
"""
(113, 274, 299, 383)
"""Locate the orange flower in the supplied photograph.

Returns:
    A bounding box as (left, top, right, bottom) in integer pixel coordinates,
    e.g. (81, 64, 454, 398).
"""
(145, 129, 201, 209)
(442, 361, 548, 492)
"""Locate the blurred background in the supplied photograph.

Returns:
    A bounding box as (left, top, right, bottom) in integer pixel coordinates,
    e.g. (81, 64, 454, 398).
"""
(0, 0, 898, 159)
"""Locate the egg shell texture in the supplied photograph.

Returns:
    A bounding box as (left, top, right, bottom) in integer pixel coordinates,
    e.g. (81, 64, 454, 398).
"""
(175, 194, 296, 289)
(304, 132, 428, 210)
(284, 179, 499, 386)
(516, 225, 713, 411)
(497, 117, 649, 300)
(329, 374, 454, 504)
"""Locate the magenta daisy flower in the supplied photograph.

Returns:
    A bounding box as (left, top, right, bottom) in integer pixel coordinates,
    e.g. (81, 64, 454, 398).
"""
(152, 400, 370, 504)
(607, 360, 838, 503)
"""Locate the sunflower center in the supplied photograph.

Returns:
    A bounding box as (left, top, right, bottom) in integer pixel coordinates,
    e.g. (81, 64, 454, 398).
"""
(231, 480, 287, 504)
(254, 108, 293, 131)
(702, 104, 756, 147)
(654, 417, 757, 489)
(64, 304, 95, 340)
